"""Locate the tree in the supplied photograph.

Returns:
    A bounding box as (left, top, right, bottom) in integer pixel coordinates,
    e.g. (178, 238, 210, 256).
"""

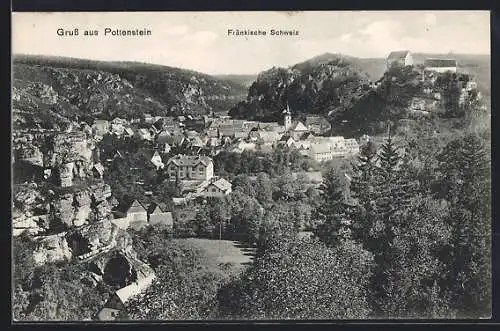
(369, 195, 454, 318)
(255, 172, 273, 205)
(13, 255, 108, 321)
(232, 174, 257, 198)
(194, 207, 216, 238)
(436, 134, 491, 317)
(348, 141, 378, 243)
(218, 237, 374, 319)
(378, 134, 400, 179)
(313, 167, 351, 245)
(226, 192, 263, 243)
(125, 240, 232, 320)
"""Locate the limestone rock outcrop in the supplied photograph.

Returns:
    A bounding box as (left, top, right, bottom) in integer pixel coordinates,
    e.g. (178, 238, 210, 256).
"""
(32, 219, 124, 266)
(32, 233, 73, 266)
(48, 182, 113, 230)
(13, 181, 114, 237)
(13, 131, 99, 187)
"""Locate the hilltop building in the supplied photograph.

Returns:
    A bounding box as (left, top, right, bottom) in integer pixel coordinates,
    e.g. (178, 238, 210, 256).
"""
(424, 58, 458, 73)
(386, 50, 413, 70)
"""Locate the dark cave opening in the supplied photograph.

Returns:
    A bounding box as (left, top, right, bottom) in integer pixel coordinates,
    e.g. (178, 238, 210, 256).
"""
(102, 254, 137, 289)
(66, 232, 92, 257)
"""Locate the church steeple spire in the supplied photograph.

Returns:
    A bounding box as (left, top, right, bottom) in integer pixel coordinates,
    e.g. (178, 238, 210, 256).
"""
(283, 101, 292, 130)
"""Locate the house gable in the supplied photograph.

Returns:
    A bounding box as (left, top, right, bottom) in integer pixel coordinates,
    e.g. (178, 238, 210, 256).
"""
(291, 121, 309, 132)
(126, 200, 147, 214)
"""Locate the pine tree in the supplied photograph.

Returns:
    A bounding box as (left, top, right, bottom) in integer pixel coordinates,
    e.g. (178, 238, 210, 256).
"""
(349, 141, 378, 243)
(438, 134, 491, 317)
(313, 167, 352, 245)
(378, 133, 400, 180)
(364, 137, 426, 317)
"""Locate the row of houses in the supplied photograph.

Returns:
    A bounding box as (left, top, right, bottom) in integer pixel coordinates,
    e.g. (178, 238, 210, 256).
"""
(89, 105, 360, 166)
(204, 112, 331, 139)
(226, 128, 361, 162)
(210, 106, 361, 161)
(111, 200, 173, 231)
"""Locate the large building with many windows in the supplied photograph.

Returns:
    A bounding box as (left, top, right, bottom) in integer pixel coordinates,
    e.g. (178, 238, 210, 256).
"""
(166, 155, 214, 181)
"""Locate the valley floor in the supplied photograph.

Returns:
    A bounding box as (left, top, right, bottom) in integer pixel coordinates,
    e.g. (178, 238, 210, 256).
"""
(171, 238, 257, 275)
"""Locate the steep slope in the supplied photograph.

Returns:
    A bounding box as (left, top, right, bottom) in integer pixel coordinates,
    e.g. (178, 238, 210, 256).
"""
(229, 52, 487, 137)
(12, 55, 248, 129)
(229, 54, 372, 122)
(292, 53, 386, 82)
(214, 74, 258, 89)
(411, 53, 490, 96)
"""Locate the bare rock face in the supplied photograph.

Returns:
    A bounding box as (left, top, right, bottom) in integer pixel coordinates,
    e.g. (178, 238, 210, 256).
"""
(32, 233, 73, 266)
(58, 162, 74, 187)
(51, 192, 75, 227)
(33, 219, 121, 266)
(14, 131, 98, 187)
(14, 181, 116, 236)
(90, 183, 112, 202)
(13, 184, 46, 216)
(50, 133, 95, 184)
(90, 183, 112, 222)
(93, 199, 111, 222)
(53, 132, 92, 163)
(115, 229, 133, 251)
(48, 182, 114, 229)
(74, 189, 92, 206)
(73, 190, 92, 227)
(12, 214, 46, 236)
(13, 184, 51, 235)
(16, 145, 44, 167)
(80, 219, 116, 251)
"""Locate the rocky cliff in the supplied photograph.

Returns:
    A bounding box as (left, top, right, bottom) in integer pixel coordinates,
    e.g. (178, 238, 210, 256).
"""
(229, 53, 486, 137)
(13, 55, 247, 130)
(13, 131, 99, 186)
(228, 54, 371, 122)
(13, 181, 113, 235)
(30, 219, 133, 266)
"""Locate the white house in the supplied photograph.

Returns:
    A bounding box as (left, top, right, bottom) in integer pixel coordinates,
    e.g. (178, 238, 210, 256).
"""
(150, 151, 164, 170)
(386, 50, 413, 70)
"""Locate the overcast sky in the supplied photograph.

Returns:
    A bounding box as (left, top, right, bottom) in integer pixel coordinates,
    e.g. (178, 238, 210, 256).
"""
(12, 11, 490, 75)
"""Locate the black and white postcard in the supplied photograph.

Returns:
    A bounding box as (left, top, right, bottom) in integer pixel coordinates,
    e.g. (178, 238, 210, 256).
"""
(11, 11, 491, 321)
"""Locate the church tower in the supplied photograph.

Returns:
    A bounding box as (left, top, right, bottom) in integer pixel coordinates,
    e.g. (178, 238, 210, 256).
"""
(283, 102, 292, 131)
